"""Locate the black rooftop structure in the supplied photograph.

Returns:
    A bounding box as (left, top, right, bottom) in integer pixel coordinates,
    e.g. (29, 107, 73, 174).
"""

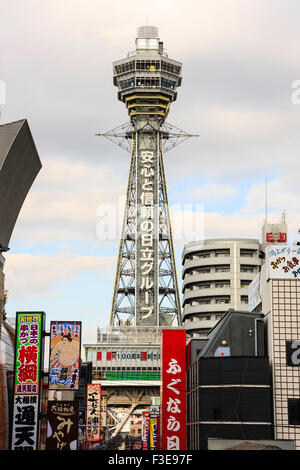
(199, 309, 265, 358)
(0, 119, 41, 250)
(186, 309, 272, 449)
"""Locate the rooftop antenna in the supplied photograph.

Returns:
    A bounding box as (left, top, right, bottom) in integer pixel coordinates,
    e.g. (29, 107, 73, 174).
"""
(265, 176, 268, 224)
(281, 210, 287, 224)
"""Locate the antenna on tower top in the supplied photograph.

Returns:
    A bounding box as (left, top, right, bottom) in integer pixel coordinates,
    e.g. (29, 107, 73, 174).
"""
(281, 210, 287, 224)
(265, 177, 268, 224)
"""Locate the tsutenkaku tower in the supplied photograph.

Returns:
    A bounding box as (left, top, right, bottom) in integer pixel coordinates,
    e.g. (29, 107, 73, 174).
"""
(98, 26, 195, 328)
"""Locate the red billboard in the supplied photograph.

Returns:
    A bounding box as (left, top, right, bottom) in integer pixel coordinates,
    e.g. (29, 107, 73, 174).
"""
(162, 329, 186, 450)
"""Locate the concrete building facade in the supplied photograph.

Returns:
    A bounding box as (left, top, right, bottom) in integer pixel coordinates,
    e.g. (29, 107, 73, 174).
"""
(249, 244, 300, 449)
(182, 238, 262, 337)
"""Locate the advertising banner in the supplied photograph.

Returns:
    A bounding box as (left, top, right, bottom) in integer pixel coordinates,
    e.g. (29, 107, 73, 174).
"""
(86, 383, 101, 442)
(142, 411, 150, 450)
(11, 312, 45, 450)
(135, 149, 159, 327)
(11, 395, 40, 450)
(149, 417, 158, 450)
(162, 329, 186, 451)
(266, 245, 300, 280)
(49, 321, 81, 390)
(13, 312, 44, 395)
(46, 400, 79, 450)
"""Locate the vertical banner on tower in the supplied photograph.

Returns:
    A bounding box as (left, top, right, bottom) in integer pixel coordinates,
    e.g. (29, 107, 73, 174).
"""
(46, 401, 79, 450)
(49, 321, 81, 390)
(162, 329, 186, 450)
(86, 383, 101, 442)
(11, 311, 45, 450)
(135, 140, 159, 326)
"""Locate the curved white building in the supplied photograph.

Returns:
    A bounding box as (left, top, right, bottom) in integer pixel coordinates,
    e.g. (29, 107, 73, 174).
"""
(182, 238, 263, 337)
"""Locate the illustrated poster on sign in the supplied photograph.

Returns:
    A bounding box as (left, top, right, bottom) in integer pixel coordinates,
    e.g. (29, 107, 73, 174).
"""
(49, 321, 81, 390)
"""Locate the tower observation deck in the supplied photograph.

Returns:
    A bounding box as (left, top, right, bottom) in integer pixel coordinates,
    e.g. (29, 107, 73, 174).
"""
(113, 25, 182, 123)
(99, 26, 194, 328)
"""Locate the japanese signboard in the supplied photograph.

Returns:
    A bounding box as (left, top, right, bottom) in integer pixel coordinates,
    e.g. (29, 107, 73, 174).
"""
(136, 149, 159, 326)
(162, 329, 186, 450)
(149, 417, 159, 450)
(142, 411, 150, 450)
(96, 350, 160, 362)
(11, 395, 40, 450)
(266, 245, 300, 280)
(286, 341, 300, 367)
(49, 321, 81, 390)
(262, 223, 287, 244)
(13, 312, 44, 395)
(11, 312, 45, 450)
(46, 400, 79, 450)
(86, 383, 101, 442)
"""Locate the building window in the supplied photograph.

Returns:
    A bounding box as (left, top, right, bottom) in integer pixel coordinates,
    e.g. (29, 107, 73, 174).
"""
(161, 77, 176, 90)
(214, 250, 230, 257)
(215, 281, 230, 288)
(288, 399, 300, 425)
(119, 78, 135, 90)
(215, 297, 230, 304)
(240, 280, 251, 288)
(199, 299, 211, 305)
(215, 266, 230, 273)
(240, 265, 255, 273)
(240, 249, 256, 257)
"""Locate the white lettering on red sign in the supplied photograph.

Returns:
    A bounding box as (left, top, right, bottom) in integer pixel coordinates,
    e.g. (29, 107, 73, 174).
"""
(162, 329, 186, 451)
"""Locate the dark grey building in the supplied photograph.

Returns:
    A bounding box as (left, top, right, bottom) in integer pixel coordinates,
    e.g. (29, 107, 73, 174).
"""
(0, 119, 41, 251)
(187, 310, 273, 450)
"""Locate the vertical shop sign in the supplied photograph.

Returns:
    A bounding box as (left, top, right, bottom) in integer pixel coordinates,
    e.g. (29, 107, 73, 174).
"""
(142, 411, 150, 450)
(11, 312, 45, 450)
(46, 401, 79, 450)
(150, 417, 158, 450)
(86, 384, 101, 442)
(49, 321, 81, 390)
(162, 329, 186, 450)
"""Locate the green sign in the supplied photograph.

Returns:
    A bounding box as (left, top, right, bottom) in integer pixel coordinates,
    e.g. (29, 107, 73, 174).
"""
(106, 371, 160, 381)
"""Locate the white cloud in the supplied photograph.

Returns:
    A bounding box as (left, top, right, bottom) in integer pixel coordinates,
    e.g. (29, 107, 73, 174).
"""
(10, 158, 126, 245)
(4, 253, 115, 299)
(176, 183, 238, 204)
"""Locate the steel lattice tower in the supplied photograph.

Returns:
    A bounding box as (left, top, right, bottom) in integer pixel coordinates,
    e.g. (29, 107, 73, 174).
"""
(97, 26, 196, 328)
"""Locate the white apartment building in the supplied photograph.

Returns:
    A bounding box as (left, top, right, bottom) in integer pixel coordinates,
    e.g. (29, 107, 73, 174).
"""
(182, 238, 262, 337)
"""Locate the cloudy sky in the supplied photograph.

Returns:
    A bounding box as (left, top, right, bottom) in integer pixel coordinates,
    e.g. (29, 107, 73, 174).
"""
(1, 0, 300, 346)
